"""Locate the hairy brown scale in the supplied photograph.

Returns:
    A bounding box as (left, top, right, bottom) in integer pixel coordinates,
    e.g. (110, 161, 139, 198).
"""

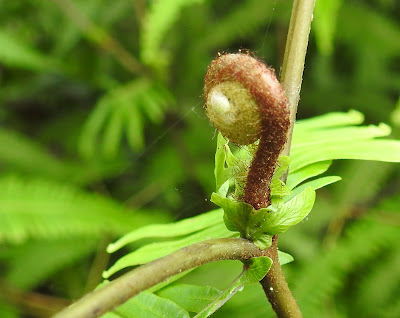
(204, 53, 290, 210)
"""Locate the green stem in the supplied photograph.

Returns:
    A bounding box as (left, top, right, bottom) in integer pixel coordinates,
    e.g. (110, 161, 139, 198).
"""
(53, 238, 266, 318)
(281, 0, 316, 156)
(259, 0, 315, 317)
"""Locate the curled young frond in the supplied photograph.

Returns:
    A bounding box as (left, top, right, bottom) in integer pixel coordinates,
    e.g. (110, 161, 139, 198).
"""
(204, 53, 290, 209)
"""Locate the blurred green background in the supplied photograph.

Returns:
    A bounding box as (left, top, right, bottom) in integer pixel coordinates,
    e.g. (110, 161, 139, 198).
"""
(0, 0, 399, 317)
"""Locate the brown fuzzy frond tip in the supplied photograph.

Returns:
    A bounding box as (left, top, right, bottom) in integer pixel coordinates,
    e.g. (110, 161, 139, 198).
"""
(204, 53, 290, 209)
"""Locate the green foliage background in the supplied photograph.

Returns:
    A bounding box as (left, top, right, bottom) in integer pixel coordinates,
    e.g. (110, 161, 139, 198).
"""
(0, 0, 399, 317)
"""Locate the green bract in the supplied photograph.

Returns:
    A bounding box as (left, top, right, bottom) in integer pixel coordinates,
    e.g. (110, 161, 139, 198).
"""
(211, 187, 315, 250)
(212, 133, 316, 249)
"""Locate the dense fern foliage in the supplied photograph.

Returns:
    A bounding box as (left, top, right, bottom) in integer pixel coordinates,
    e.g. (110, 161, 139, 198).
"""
(0, 0, 399, 317)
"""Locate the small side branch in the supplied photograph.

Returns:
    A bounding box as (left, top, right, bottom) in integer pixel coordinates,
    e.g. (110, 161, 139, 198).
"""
(53, 238, 266, 318)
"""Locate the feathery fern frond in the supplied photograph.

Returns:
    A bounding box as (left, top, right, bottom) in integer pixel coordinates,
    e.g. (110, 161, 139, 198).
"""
(0, 30, 58, 71)
(195, 0, 283, 52)
(140, 0, 205, 73)
(313, 0, 343, 55)
(293, 215, 399, 317)
(5, 238, 97, 290)
(79, 79, 173, 159)
(0, 176, 170, 244)
(0, 128, 125, 184)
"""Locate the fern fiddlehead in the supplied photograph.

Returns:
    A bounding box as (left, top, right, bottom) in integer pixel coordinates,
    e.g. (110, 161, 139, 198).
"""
(204, 52, 290, 209)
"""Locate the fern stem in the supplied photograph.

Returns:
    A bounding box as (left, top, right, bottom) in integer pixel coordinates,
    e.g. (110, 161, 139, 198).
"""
(281, 0, 316, 156)
(53, 238, 267, 318)
(259, 0, 315, 317)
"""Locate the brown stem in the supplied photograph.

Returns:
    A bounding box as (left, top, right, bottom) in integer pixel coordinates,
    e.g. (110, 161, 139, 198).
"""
(53, 238, 267, 318)
(259, 0, 316, 316)
(244, 118, 289, 209)
(261, 236, 302, 317)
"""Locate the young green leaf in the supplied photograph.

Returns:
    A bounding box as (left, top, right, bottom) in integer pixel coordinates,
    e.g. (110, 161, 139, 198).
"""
(270, 178, 291, 197)
(286, 160, 332, 190)
(79, 79, 173, 159)
(101, 291, 190, 318)
(141, 0, 206, 73)
(214, 133, 234, 197)
(211, 193, 258, 238)
(193, 278, 245, 318)
(278, 251, 294, 265)
(293, 123, 391, 149)
(313, 0, 343, 55)
(246, 187, 316, 249)
(0, 176, 169, 244)
(157, 284, 222, 313)
(107, 209, 224, 253)
(291, 111, 400, 172)
(293, 109, 364, 131)
(286, 176, 341, 202)
(259, 187, 316, 235)
(273, 155, 290, 179)
(103, 223, 236, 278)
(212, 187, 316, 250)
(240, 257, 273, 285)
(193, 256, 272, 318)
(290, 140, 400, 172)
(0, 30, 57, 71)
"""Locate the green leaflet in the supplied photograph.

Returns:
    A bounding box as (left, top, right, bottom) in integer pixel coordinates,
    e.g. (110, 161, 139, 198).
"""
(0, 30, 57, 71)
(103, 223, 236, 278)
(293, 109, 364, 130)
(214, 132, 290, 199)
(291, 140, 400, 172)
(79, 79, 173, 159)
(5, 238, 97, 290)
(285, 176, 342, 202)
(212, 187, 316, 250)
(291, 110, 400, 172)
(255, 187, 316, 236)
(240, 257, 273, 285)
(196, 0, 279, 51)
(286, 161, 332, 190)
(193, 282, 243, 318)
(107, 209, 224, 253)
(141, 0, 205, 73)
(0, 128, 125, 185)
(292, 123, 391, 148)
(194, 257, 272, 317)
(313, 0, 343, 55)
(158, 284, 222, 313)
(278, 250, 294, 265)
(214, 133, 235, 197)
(101, 291, 190, 318)
(0, 176, 169, 244)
